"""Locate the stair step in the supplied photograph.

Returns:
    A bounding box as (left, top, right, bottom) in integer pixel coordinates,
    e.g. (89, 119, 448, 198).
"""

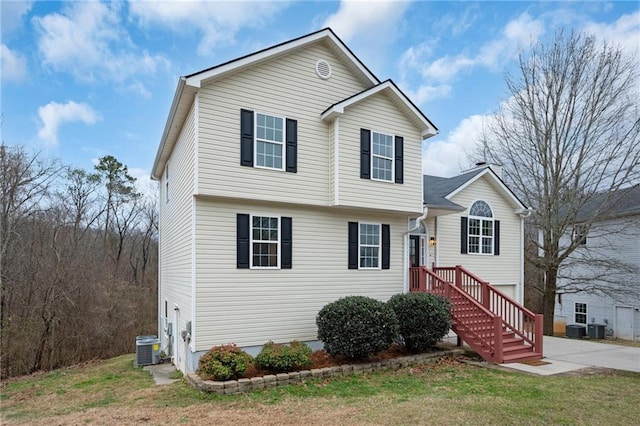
(501, 352, 543, 363)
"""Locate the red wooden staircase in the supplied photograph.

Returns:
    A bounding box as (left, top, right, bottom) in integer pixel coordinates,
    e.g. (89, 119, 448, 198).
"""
(409, 265, 543, 363)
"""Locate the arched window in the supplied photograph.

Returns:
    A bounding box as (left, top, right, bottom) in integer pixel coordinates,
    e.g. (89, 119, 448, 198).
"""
(468, 200, 495, 254)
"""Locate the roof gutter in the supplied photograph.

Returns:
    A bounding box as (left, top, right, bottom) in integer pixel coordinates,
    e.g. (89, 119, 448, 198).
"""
(151, 77, 187, 180)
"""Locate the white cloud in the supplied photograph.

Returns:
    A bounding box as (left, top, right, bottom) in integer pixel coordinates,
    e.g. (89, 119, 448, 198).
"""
(128, 167, 157, 200)
(1, 44, 27, 81)
(32, 1, 169, 86)
(129, 0, 287, 56)
(37, 101, 101, 146)
(1, 1, 33, 37)
(423, 114, 488, 177)
(323, 0, 410, 72)
(582, 11, 640, 57)
(400, 13, 545, 103)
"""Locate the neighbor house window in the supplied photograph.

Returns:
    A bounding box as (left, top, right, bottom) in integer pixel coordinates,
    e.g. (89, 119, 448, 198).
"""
(468, 200, 494, 254)
(359, 223, 381, 268)
(371, 131, 394, 181)
(251, 215, 280, 268)
(575, 302, 587, 324)
(573, 224, 587, 245)
(240, 109, 297, 172)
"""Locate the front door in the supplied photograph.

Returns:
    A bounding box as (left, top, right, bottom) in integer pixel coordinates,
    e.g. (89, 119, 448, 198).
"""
(409, 235, 421, 267)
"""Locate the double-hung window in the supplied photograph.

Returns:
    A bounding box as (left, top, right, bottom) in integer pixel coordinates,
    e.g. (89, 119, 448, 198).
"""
(240, 109, 297, 172)
(575, 302, 587, 324)
(348, 222, 390, 270)
(359, 128, 403, 183)
(466, 200, 497, 255)
(256, 113, 284, 170)
(237, 214, 292, 269)
(371, 132, 394, 182)
(251, 215, 280, 268)
(573, 224, 587, 245)
(359, 223, 381, 268)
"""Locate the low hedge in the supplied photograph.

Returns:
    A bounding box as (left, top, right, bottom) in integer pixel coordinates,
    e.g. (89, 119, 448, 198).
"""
(197, 344, 253, 381)
(255, 340, 312, 373)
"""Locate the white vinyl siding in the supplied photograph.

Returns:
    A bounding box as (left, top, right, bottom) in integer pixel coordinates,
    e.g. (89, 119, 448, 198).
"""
(197, 43, 368, 206)
(194, 199, 407, 350)
(435, 175, 522, 299)
(336, 92, 423, 214)
(158, 102, 196, 367)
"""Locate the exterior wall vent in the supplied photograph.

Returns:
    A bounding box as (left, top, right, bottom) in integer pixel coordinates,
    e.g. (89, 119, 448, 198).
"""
(315, 60, 332, 80)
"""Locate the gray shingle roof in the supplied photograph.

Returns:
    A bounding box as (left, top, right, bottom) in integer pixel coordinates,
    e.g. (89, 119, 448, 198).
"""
(575, 184, 640, 222)
(423, 168, 485, 209)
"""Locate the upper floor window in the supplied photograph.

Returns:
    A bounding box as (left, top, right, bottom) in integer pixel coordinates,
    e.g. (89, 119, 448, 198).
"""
(462, 200, 500, 255)
(371, 132, 394, 181)
(573, 224, 587, 245)
(360, 128, 403, 184)
(256, 113, 284, 170)
(240, 109, 297, 173)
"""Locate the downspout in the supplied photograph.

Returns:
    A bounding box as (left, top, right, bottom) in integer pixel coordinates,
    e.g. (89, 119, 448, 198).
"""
(403, 207, 428, 293)
(515, 208, 533, 305)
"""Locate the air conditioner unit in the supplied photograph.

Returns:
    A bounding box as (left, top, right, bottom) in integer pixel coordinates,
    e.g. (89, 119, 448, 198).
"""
(135, 335, 160, 367)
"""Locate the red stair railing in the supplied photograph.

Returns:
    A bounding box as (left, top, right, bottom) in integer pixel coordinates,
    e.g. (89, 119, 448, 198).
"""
(409, 266, 504, 362)
(433, 265, 543, 358)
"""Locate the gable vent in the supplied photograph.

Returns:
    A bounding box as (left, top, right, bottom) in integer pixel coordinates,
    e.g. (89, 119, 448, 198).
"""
(315, 60, 332, 80)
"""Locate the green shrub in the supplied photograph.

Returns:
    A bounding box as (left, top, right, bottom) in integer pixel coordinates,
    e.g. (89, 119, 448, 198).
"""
(197, 344, 253, 381)
(387, 292, 451, 352)
(316, 295, 399, 360)
(255, 341, 312, 373)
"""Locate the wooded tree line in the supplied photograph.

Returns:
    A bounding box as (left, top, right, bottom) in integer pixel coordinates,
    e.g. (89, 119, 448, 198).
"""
(0, 145, 158, 378)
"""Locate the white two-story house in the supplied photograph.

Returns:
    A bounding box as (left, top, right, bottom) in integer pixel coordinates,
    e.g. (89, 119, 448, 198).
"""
(151, 28, 439, 372)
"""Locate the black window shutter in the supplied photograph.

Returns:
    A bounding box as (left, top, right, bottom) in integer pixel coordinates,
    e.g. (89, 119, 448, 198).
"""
(382, 224, 390, 269)
(240, 109, 254, 167)
(285, 119, 297, 173)
(360, 129, 371, 179)
(460, 217, 468, 254)
(494, 220, 500, 256)
(348, 222, 358, 269)
(281, 217, 292, 268)
(394, 136, 403, 184)
(237, 214, 250, 268)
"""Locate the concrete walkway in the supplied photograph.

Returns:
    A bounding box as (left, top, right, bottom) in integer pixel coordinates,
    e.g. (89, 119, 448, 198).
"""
(501, 336, 640, 376)
(143, 363, 181, 385)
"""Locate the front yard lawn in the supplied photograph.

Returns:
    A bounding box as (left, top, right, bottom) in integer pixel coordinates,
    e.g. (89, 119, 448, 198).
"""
(2, 354, 639, 425)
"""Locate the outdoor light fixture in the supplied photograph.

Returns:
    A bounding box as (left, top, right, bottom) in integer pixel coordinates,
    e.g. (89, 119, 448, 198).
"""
(429, 237, 436, 246)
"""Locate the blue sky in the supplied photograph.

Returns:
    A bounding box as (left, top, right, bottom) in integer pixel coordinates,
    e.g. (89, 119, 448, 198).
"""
(1, 1, 638, 192)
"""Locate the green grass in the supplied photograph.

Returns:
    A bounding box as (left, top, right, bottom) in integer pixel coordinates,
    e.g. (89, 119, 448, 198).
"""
(2, 355, 640, 425)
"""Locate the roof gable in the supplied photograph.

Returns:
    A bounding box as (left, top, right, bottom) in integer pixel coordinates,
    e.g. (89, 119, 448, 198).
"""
(321, 80, 438, 139)
(424, 167, 527, 211)
(152, 28, 380, 179)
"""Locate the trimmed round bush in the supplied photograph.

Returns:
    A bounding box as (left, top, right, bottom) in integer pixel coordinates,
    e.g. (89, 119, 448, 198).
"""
(316, 295, 399, 360)
(197, 344, 253, 381)
(387, 292, 452, 352)
(255, 340, 312, 373)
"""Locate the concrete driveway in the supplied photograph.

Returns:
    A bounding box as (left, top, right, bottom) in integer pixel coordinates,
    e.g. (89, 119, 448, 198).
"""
(502, 336, 640, 376)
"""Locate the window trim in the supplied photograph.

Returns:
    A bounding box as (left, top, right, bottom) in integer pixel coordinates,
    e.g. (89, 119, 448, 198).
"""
(467, 200, 494, 255)
(165, 162, 169, 203)
(254, 111, 286, 171)
(359, 222, 382, 269)
(575, 302, 587, 324)
(370, 130, 395, 183)
(249, 214, 281, 269)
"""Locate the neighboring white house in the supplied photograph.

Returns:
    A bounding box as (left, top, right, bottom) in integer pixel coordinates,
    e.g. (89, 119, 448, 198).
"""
(151, 28, 530, 372)
(554, 185, 640, 341)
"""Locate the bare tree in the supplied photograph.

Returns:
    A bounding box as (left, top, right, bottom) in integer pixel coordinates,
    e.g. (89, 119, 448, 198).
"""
(477, 30, 640, 334)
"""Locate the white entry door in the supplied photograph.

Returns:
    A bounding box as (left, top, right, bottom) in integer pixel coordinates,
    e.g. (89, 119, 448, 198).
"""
(615, 306, 633, 340)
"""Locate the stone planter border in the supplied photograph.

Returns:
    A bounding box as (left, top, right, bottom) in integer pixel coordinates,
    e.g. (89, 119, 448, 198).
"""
(186, 348, 465, 394)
